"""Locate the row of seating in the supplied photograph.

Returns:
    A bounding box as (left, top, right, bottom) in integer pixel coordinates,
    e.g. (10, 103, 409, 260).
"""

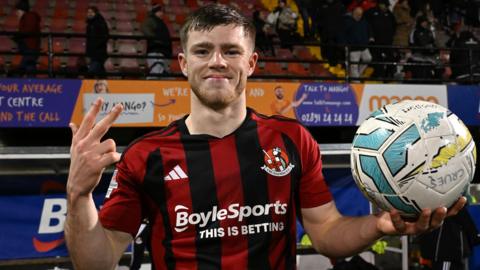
(0, 0, 333, 78)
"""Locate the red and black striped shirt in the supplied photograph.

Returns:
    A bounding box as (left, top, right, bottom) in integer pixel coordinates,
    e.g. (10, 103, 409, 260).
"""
(99, 108, 332, 270)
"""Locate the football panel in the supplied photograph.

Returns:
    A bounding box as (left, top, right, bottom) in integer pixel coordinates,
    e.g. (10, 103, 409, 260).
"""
(382, 124, 422, 177)
(358, 154, 419, 215)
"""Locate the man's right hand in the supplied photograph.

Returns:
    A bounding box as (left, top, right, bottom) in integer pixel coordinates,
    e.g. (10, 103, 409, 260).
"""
(67, 98, 123, 198)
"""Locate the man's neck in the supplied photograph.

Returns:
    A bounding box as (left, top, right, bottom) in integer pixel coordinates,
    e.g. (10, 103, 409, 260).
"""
(186, 97, 247, 138)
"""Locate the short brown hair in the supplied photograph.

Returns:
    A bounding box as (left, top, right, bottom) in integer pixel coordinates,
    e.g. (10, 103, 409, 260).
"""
(179, 3, 256, 51)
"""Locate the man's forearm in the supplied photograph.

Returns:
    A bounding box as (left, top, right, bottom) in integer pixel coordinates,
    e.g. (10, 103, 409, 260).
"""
(65, 193, 116, 270)
(313, 215, 384, 258)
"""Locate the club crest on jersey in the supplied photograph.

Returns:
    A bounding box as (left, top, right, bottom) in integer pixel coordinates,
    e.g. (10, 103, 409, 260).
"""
(261, 147, 294, 177)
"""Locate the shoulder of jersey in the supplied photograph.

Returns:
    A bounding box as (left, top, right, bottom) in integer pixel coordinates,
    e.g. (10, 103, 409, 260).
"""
(120, 121, 180, 158)
(251, 110, 305, 132)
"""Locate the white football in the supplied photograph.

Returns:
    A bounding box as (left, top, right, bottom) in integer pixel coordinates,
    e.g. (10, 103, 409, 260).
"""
(351, 100, 476, 218)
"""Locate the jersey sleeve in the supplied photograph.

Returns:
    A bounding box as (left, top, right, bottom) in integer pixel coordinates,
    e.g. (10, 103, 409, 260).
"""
(298, 126, 333, 208)
(99, 153, 143, 237)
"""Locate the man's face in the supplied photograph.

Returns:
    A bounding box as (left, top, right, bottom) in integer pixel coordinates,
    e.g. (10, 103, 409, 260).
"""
(178, 25, 258, 110)
(353, 7, 363, 21)
(154, 10, 163, 18)
(87, 9, 95, 19)
(274, 87, 284, 99)
(421, 21, 429, 29)
(16, 9, 24, 19)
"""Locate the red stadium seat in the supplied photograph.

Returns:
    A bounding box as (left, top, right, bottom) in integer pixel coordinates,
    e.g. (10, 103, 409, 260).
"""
(264, 62, 286, 75)
(0, 36, 15, 52)
(71, 20, 86, 33)
(116, 11, 136, 21)
(115, 3, 135, 12)
(119, 58, 140, 73)
(48, 18, 69, 33)
(114, 21, 135, 35)
(68, 38, 86, 54)
(276, 48, 294, 60)
(53, 6, 69, 19)
(3, 15, 18, 31)
(287, 62, 309, 76)
(297, 47, 317, 61)
(117, 41, 138, 56)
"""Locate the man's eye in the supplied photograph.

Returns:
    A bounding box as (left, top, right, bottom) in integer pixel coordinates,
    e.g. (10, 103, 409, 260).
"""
(225, 50, 240, 56)
(194, 49, 209, 56)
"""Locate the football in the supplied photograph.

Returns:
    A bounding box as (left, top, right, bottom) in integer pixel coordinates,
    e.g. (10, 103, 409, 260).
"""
(350, 100, 476, 218)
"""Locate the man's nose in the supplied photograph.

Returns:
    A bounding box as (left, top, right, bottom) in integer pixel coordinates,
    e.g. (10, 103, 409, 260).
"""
(208, 51, 227, 68)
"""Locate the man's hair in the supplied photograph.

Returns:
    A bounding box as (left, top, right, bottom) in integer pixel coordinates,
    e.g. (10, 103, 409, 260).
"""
(179, 3, 256, 51)
(88, 6, 99, 15)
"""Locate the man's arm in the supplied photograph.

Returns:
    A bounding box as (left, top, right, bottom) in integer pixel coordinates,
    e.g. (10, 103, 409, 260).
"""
(65, 193, 132, 270)
(65, 98, 131, 270)
(301, 198, 466, 258)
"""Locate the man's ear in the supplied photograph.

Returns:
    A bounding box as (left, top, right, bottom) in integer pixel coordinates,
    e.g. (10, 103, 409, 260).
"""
(248, 51, 259, 77)
(178, 53, 188, 77)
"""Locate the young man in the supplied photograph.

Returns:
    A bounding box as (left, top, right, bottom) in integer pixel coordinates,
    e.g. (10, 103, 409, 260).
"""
(65, 4, 465, 270)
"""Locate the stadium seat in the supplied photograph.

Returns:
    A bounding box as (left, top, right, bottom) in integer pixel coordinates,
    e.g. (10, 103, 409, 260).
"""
(297, 47, 317, 61)
(119, 58, 141, 73)
(276, 48, 295, 60)
(105, 58, 117, 73)
(71, 19, 86, 33)
(287, 62, 309, 76)
(0, 36, 15, 52)
(53, 6, 69, 19)
(48, 18, 69, 33)
(3, 15, 18, 31)
(264, 62, 286, 75)
(116, 41, 138, 56)
(114, 21, 135, 35)
(116, 11, 136, 21)
(115, 3, 135, 12)
(68, 38, 86, 54)
(309, 62, 333, 78)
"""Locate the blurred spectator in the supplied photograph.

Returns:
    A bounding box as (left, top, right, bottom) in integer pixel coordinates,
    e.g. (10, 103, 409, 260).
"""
(418, 206, 480, 270)
(13, 0, 41, 75)
(270, 0, 301, 51)
(410, 15, 437, 55)
(393, 0, 414, 48)
(317, 0, 347, 69)
(294, 0, 315, 39)
(344, 7, 373, 79)
(253, 9, 276, 56)
(448, 30, 480, 82)
(347, 0, 377, 13)
(405, 15, 439, 82)
(365, 0, 396, 78)
(141, 4, 172, 79)
(86, 6, 109, 76)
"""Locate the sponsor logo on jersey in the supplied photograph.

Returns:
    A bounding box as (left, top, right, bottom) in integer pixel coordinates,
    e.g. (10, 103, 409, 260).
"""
(261, 147, 294, 177)
(174, 201, 288, 232)
(164, 165, 188, 181)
